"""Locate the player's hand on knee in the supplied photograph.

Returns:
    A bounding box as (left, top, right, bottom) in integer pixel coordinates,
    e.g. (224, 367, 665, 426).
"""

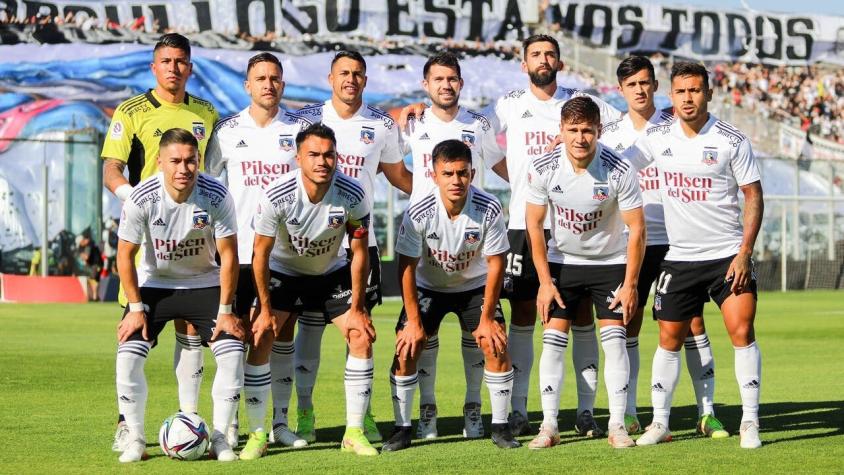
(610, 283, 638, 325)
(537, 282, 564, 324)
(212, 313, 247, 342)
(396, 322, 425, 361)
(473, 320, 507, 357)
(251, 308, 277, 346)
(344, 308, 376, 345)
(117, 310, 147, 343)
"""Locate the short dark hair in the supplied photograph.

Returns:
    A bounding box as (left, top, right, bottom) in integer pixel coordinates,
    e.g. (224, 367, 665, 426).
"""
(560, 96, 601, 126)
(523, 34, 560, 60)
(670, 61, 710, 91)
(331, 50, 366, 72)
(247, 52, 283, 75)
(431, 139, 472, 165)
(616, 55, 655, 83)
(295, 122, 337, 149)
(159, 128, 198, 150)
(154, 33, 191, 58)
(423, 51, 461, 79)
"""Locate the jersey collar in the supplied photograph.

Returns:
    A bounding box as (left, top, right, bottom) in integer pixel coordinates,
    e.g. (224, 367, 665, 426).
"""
(147, 89, 190, 108)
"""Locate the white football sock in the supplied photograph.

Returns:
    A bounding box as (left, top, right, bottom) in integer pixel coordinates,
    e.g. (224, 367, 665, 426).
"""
(210, 340, 245, 435)
(344, 355, 374, 428)
(685, 333, 716, 417)
(734, 342, 761, 424)
(174, 332, 203, 414)
(270, 341, 294, 427)
(626, 336, 640, 416)
(651, 346, 681, 427)
(572, 324, 599, 415)
(485, 369, 515, 425)
(538, 329, 568, 430)
(508, 323, 535, 417)
(462, 332, 484, 405)
(417, 335, 439, 407)
(116, 341, 151, 440)
(390, 373, 418, 427)
(294, 313, 326, 410)
(600, 325, 629, 427)
(243, 363, 270, 433)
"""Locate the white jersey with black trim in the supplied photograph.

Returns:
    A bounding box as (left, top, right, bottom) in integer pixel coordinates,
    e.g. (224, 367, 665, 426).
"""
(401, 107, 504, 201)
(526, 144, 642, 265)
(600, 109, 674, 246)
(205, 107, 312, 264)
(624, 114, 761, 261)
(485, 86, 622, 230)
(117, 173, 237, 289)
(294, 100, 402, 246)
(254, 169, 371, 276)
(396, 186, 509, 293)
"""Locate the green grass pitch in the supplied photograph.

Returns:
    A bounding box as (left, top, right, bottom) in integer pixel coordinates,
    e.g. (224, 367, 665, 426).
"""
(1, 291, 842, 474)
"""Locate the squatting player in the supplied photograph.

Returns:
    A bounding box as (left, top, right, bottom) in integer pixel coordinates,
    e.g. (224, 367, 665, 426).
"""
(114, 128, 245, 463)
(601, 55, 728, 438)
(250, 123, 379, 456)
(383, 139, 519, 451)
(102, 33, 218, 451)
(205, 52, 311, 457)
(292, 50, 413, 443)
(624, 62, 764, 449)
(525, 97, 644, 449)
(400, 51, 509, 440)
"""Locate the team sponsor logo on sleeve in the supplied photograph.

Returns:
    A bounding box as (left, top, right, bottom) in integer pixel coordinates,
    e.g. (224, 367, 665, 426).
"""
(702, 149, 719, 166)
(192, 122, 206, 141)
(193, 210, 210, 229)
(462, 131, 475, 148)
(328, 211, 345, 229)
(592, 185, 609, 201)
(279, 135, 293, 151)
(360, 127, 375, 144)
(110, 120, 123, 139)
(464, 230, 480, 244)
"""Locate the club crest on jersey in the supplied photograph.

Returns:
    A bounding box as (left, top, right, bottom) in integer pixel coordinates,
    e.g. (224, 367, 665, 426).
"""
(279, 135, 293, 151)
(328, 212, 345, 229)
(193, 211, 210, 229)
(702, 149, 718, 165)
(593, 185, 609, 201)
(462, 132, 475, 148)
(360, 127, 375, 144)
(464, 230, 480, 244)
(192, 121, 206, 141)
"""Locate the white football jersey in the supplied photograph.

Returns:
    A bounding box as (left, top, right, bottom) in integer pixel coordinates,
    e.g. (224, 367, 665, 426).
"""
(254, 169, 371, 276)
(485, 86, 621, 230)
(396, 186, 510, 293)
(526, 144, 642, 265)
(625, 114, 761, 261)
(295, 100, 402, 246)
(600, 109, 674, 246)
(401, 107, 504, 200)
(118, 173, 237, 289)
(205, 107, 311, 264)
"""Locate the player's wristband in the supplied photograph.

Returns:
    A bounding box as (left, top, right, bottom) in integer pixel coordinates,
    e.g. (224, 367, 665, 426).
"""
(128, 302, 144, 312)
(218, 304, 233, 315)
(115, 184, 133, 202)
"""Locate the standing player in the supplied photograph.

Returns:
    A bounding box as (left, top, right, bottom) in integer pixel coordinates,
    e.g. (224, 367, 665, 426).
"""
(624, 62, 763, 449)
(525, 97, 644, 449)
(401, 51, 509, 440)
(601, 56, 728, 437)
(401, 34, 621, 436)
(292, 50, 413, 443)
(114, 128, 245, 463)
(382, 139, 519, 451)
(102, 33, 219, 452)
(251, 123, 379, 456)
(205, 52, 310, 458)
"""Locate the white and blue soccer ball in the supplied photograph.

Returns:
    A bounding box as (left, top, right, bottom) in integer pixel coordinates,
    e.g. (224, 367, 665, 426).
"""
(159, 412, 209, 460)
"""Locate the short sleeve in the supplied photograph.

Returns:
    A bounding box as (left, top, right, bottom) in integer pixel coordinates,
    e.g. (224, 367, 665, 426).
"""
(101, 107, 133, 162)
(623, 136, 655, 171)
(575, 91, 622, 124)
(395, 211, 423, 258)
(479, 125, 505, 167)
(379, 122, 403, 164)
(205, 128, 226, 179)
(346, 189, 372, 240)
(614, 165, 643, 211)
(117, 198, 146, 244)
(253, 191, 282, 238)
(731, 138, 761, 186)
(213, 192, 238, 238)
(525, 155, 552, 206)
(484, 96, 507, 134)
(483, 210, 510, 256)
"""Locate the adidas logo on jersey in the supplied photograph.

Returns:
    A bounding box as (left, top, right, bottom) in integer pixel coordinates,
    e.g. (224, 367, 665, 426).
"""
(662, 148, 673, 157)
(551, 185, 564, 193)
(152, 218, 166, 226)
(420, 133, 430, 140)
(615, 143, 625, 152)
(287, 217, 300, 225)
(236, 139, 248, 148)
(521, 110, 533, 118)
(153, 128, 163, 137)
(426, 232, 440, 240)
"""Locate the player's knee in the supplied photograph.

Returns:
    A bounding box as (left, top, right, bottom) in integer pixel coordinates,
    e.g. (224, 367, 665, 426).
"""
(728, 325, 755, 347)
(347, 328, 372, 354)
